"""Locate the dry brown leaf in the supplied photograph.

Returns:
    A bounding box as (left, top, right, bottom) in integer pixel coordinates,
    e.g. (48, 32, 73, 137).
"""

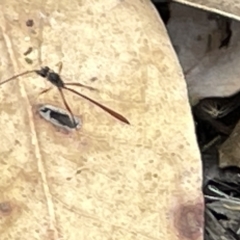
(168, 3, 240, 167)
(168, 3, 240, 104)
(220, 121, 240, 166)
(0, 0, 203, 239)
(175, 0, 240, 21)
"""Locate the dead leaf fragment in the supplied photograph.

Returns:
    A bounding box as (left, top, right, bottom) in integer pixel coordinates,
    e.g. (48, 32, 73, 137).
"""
(0, 0, 203, 239)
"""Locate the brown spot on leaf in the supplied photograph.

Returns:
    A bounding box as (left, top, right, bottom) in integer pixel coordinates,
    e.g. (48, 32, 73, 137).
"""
(23, 47, 33, 56)
(0, 201, 13, 216)
(173, 201, 204, 239)
(26, 19, 34, 27)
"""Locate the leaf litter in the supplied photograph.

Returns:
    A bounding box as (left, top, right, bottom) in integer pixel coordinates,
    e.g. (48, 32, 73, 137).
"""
(152, 1, 240, 239)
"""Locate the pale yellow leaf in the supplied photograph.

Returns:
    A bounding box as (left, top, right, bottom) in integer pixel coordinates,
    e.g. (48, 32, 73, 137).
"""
(0, 0, 203, 240)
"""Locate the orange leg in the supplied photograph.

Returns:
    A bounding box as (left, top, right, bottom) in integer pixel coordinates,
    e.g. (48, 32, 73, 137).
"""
(64, 82, 98, 91)
(38, 87, 53, 97)
(56, 62, 63, 75)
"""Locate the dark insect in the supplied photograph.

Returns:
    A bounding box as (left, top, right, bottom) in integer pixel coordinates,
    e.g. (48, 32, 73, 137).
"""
(0, 65, 130, 126)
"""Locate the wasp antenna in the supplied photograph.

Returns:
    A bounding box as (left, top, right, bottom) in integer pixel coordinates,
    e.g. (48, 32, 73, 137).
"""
(0, 70, 36, 86)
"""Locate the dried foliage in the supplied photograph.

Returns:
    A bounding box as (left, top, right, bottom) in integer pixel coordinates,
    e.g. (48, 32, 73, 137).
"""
(0, 0, 202, 239)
